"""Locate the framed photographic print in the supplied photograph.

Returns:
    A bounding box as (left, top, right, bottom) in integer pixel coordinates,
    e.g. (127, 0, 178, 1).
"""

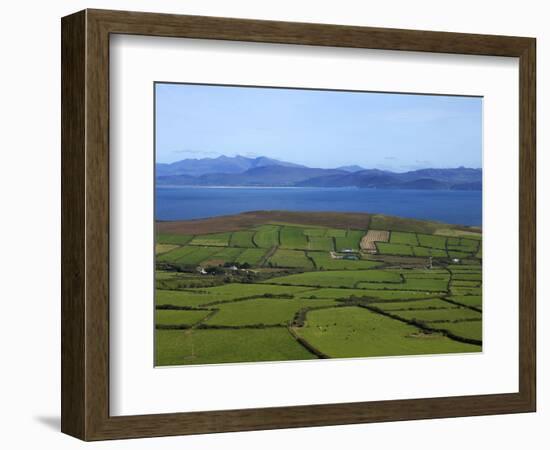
(61, 9, 536, 440)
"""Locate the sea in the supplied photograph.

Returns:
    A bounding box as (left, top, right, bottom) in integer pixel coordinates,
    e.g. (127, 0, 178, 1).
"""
(156, 186, 482, 227)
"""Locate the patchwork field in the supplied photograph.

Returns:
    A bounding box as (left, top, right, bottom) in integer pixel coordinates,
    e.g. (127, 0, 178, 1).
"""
(155, 211, 482, 366)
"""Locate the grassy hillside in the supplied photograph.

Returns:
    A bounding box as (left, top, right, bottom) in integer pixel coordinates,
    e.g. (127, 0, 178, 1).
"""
(155, 211, 482, 366)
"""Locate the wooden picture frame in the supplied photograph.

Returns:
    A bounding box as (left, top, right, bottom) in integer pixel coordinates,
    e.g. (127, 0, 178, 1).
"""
(61, 9, 536, 441)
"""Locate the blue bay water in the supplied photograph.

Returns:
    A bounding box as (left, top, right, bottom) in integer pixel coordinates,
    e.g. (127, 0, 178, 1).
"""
(156, 186, 482, 226)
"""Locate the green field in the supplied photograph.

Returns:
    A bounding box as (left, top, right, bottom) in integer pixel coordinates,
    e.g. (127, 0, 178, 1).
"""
(372, 298, 453, 310)
(156, 328, 315, 366)
(207, 297, 338, 326)
(334, 230, 365, 251)
(155, 309, 211, 327)
(376, 242, 415, 256)
(230, 230, 256, 248)
(208, 247, 244, 263)
(264, 269, 402, 288)
(446, 295, 482, 308)
(390, 231, 419, 246)
(412, 246, 448, 257)
(253, 225, 280, 248)
(157, 246, 221, 265)
(155, 212, 482, 366)
(417, 234, 448, 249)
(190, 232, 232, 247)
(391, 307, 481, 323)
(157, 233, 194, 245)
(236, 248, 268, 265)
(280, 226, 309, 249)
(440, 320, 482, 341)
(268, 249, 314, 268)
(308, 236, 334, 252)
(308, 252, 381, 270)
(156, 243, 179, 255)
(295, 307, 480, 358)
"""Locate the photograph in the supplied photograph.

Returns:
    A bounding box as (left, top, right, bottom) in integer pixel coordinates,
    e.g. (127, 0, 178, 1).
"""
(153, 83, 483, 367)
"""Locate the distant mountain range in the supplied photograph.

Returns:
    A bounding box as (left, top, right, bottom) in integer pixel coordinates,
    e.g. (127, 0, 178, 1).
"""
(156, 155, 481, 190)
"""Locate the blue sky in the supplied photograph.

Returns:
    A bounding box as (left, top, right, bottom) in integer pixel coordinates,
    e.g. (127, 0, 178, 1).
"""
(155, 83, 482, 172)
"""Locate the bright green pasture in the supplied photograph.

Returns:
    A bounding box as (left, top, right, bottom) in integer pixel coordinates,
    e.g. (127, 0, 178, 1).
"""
(376, 242, 414, 256)
(440, 320, 482, 341)
(156, 328, 315, 366)
(295, 288, 380, 300)
(450, 287, 482, 296)
(447, 237, 460, 246)
(448, 264, 482, 272)
(448, 250, 473, 259)
(268, 249, 313, 268)
(447, 245, 474, 254)
(392, 307, 481, 322)
(412, 246, 448, 257)
(207, 298, 338, 326)
(190, 232, 231, 247)
(229, 231, 256, 248)
(156, 290, 223, 308)
(307, 252, 381, 270)
(156, 243, 179, 255)
(196, 283, 309, 298)
(372, 298, 452, 311)
(253, 225, 280, 248)
(157, 233, 194, 245)
(451, 280, 480, 287)
(352, 290, 443, 300)
(295, 307, 480, 358)
(452, 272, 482, 281)
(236, 248, 268, 265)
(357, 276, 447, 292)
(459, 238, 480, 250)
(303, 228, 325, 237)
(434, 228, 482, 239)
(402, 276, 449, 291)
(155, 271, 180, 280)
(155, 309, 210, 326)
(294, 288, 438, 301)
(334, 230, 364, 251)
(417, 234, 447, 249)
(265, 270, 401, 288)
(207, 247, 244, 263)
(325, 228, 347, 238)
(400, 269, 449, 279)
(156, 284, 309, 307)
(446, 295, 482, 308)
(308, 236, 334, 252)
(280, 226, 309, 249)
(390, 231, 418, 245)
(400, 269, 450, 281)
(157, 246, 220, 265)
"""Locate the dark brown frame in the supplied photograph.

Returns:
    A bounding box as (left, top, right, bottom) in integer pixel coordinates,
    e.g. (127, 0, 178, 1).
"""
(61, 9, 536, 441)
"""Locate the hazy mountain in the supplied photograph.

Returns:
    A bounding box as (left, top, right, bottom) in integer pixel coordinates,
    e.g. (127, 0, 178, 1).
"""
(336, 165, 365, 172)
(156, 156, 481, 190)
(156, 155, 305, 177)
(158, 166, 347, 187)
(296, 167, 481, 190)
